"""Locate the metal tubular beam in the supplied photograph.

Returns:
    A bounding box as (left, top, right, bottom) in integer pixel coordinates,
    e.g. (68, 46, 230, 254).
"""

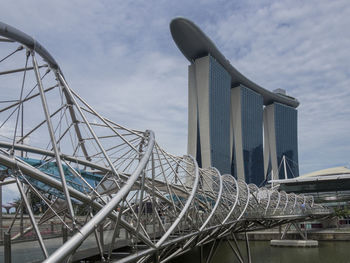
(237, 181, 251, 221)
(0, 179, 16, 186)
(4, 232, 11, 263)
(199, 168, 223, 231)
(0, 85, 57, 114)
(42, 131, 155, 263)
(156, 155, 199, 247)
(0, 64, 47, 76)
(15, 177, 48, 258)
(32, 53, 76, 223)
(0, 20, 332, 263)
(69, 88, 140, 154)
(227, 238, 244, 263)
(0, 152, 153, 245)
(0, 37, 13, 42)
(0, 141, 199, 212)
(57, 73, 123, 179)
(53, 75, 90, 161)
(245, 232, 251, 263)
(221, 175, 239, 223)
(107, 204, 124, 260)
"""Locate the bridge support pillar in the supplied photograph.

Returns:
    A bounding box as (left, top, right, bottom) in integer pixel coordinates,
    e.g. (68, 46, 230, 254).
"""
(244, 232, 252, 263)
(204, 239, 222, 263)
(281, 223, 292, 239)
(226, 237, 244, 263)
(0, 184, 2, 242)
(272, 222, 318, 247)
(278, 225, 282, 239)
(200, 245, 204, 263)
(62, 225, 68, 243)
(99, 224, 104, 248)
(4, 232, 11, 263)
(153, 251, 159, 263)
(293, 222, 307, 240)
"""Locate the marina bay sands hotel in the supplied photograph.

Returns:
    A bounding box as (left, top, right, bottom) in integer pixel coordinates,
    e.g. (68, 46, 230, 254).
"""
(171, 18, 299, 185)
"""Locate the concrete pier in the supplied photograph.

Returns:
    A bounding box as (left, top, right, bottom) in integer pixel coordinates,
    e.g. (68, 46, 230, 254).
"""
(270, 240, 318, 247)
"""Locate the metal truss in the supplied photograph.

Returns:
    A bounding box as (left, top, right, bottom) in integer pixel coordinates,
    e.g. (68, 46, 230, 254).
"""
(0, 22, 331, 263)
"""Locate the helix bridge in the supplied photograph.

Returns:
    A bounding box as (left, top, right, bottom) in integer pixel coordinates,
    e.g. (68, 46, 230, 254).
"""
(0, 21, 331, 263)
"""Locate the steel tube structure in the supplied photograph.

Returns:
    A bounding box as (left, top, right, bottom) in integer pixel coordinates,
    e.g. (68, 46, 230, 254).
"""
(43, 131, 155, 263)
(0, 21, 331, 263)
(31, 53, 76, 223)
(15, 177, 48, 258)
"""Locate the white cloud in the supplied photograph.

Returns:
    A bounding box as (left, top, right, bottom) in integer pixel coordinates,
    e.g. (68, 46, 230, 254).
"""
(0, 0, 349, 195)
(209, 0, 350, 174)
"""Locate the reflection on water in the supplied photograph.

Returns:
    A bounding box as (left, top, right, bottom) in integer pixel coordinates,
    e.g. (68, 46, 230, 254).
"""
(170, 241, 350, 263)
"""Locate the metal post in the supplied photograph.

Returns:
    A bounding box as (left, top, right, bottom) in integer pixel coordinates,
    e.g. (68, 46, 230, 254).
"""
(300, 221, 308, 239)
(205, 239, 222, 263)
(227, 239, 244, 263)
(245, 232, 251, 263)
(4, 232, 11, 263)
(231, 232, 244, 261)
(305, 222, 308, 240)
(281, 223, 292, 240)
(154, 251, 159, 263)
(0, 184, 2, 241)
(99, 223, 104, 249)
(293, 222, 307, 240)
(32, 53, 75, 224)
(152, 153, 156, 242)
(20, 201, 24, 237)
(205, 239, 216, 263)
(56, 73, 124, 181)
(279, 225, 282, 240)
(16, 178, 48, 258)
(283, 156, 288, 179)
(108, 206, 124, 260)
(200, 245, 204, 263)
(62, 225, 68, 243)
(93, 223, 105, 262)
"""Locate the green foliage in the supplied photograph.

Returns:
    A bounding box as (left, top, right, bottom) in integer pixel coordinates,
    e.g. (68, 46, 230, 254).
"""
(334, 207, 350, 218)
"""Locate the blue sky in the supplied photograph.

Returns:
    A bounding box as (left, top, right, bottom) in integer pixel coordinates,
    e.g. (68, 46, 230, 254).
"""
(1, 0, 350, 179)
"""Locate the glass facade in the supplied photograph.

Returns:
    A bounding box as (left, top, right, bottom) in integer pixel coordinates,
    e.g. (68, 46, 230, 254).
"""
(208, 55, 231, 174)
(192, 55, 299, 182)
(240, 86, 264, 185)
(274, 103, 299, 179)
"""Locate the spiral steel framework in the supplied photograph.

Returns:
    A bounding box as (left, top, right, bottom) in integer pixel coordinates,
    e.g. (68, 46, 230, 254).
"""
(0, 22, 330, 263)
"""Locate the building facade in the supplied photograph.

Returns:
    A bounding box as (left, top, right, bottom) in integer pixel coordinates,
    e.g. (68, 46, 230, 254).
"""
(231, 85, 264, 185)
(171, 17, 300, 184)
(188, 55, 231, 174)
(187, 55, 299, 183)
(264, 102, 299, 180)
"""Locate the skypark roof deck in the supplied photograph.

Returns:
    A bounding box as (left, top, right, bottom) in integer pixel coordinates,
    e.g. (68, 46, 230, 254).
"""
(170, 17, 299, 108)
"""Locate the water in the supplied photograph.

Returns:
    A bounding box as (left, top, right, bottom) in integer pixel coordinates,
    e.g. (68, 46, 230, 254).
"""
(170, 240, 350, 263)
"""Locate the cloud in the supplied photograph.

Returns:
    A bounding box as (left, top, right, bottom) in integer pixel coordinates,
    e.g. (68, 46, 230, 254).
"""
(209, 0, 350, 174)
(0, 0, 349, 199)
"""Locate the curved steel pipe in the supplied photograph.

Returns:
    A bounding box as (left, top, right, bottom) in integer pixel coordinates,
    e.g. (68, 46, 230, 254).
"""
(0, 20, 331, 263)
